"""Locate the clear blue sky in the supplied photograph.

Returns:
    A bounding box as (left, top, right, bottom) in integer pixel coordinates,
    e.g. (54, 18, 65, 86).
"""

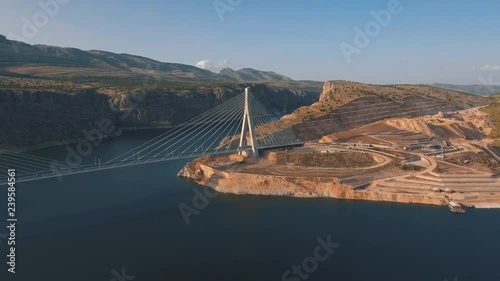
(1, 0, 499, 84)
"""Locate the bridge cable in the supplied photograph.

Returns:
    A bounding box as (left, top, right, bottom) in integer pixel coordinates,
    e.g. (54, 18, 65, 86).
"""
(137, 94, 245, 161)
(157, 98, 245, 159)
(106, 92, 245, 164)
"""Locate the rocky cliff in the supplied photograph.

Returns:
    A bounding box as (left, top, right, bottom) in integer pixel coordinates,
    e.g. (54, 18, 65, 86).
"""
(319, 80, 488, 108)
(0, 84, 320, 149)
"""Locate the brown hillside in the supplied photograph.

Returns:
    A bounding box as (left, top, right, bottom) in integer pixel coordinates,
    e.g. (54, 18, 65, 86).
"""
(481, 96, 500, 146)
(275, 81, 489, 141)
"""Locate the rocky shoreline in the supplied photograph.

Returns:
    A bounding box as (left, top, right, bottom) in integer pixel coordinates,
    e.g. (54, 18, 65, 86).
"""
(177, 156, 447, 207)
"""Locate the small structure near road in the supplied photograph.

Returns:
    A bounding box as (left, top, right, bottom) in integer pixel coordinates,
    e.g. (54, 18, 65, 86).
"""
(346, 143, 374, 148)
(404, 144, 442, 151)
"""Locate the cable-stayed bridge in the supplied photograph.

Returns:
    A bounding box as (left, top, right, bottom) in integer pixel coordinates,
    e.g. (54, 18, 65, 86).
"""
(0, 88, 303, 185)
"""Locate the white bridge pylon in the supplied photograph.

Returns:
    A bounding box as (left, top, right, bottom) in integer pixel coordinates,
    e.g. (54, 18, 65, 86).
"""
(238, 87, 259, 157)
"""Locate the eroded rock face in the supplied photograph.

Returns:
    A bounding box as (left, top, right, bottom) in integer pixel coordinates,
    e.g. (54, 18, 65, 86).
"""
(319, 80, 489, 108)
(0, 85, 319, 149)
(177, 165, 205, 181)
(178, 159, 446, 206)
(319, 80, 351, 102)
(0, 90, 117, 149)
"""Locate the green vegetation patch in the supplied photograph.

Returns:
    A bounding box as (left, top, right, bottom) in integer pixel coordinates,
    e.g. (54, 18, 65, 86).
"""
(395, 162, 424, 172)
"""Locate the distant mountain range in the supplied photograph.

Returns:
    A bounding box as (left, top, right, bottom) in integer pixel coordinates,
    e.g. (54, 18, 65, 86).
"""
(0, 34, 293, 82)
(2, 34, 499, 94)
(219, 67, 292, 82)
(430, 83, 500, 95)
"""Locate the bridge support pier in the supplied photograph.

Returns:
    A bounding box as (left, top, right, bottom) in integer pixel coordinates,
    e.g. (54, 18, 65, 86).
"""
(238, 87, 259, 157)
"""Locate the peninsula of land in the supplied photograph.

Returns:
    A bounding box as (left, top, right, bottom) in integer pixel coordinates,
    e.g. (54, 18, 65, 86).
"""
(179, 81, 500, 211)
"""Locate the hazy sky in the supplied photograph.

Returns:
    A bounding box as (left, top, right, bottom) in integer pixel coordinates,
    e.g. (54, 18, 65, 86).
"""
(1, 0, 499, 84)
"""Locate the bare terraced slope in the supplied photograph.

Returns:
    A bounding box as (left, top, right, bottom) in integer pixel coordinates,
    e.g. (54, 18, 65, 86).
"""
(482, 96, 500, 145)
(282, 81, 490, 140)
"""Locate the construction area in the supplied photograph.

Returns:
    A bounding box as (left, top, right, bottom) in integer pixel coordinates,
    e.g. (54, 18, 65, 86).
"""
(180, 84, 500, 212)
(182, 105, 500, 212)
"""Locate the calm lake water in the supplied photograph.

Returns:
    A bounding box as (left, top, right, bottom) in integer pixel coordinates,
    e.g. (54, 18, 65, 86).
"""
(1, 130, 499, 281)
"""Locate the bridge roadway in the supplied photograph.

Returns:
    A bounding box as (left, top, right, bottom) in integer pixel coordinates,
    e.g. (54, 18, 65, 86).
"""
(0, 141, 304, 185)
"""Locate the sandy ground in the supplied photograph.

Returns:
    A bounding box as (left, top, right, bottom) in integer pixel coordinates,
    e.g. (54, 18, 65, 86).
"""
(180, 107, 500, 210)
